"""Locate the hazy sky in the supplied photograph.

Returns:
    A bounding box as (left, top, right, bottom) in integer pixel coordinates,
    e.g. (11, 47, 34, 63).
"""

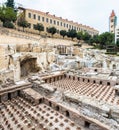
(1, 0, 119, 33)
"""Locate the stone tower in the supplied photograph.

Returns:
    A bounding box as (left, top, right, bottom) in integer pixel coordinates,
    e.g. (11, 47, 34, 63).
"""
(109, 10, 117, 33)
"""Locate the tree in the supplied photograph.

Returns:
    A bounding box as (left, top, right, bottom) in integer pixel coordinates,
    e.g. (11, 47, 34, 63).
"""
(98, 32, 114, 49)
(5, 0, 15, 9)
(34, 23, 44, 34)
(17, 19, 30, 31)
(77, 31, 83, 41)
(47, 27, 57, 37)
(60, 30, 67, 38)
(67, 29, 77, 40)
(0, 6, 17, 23)
(82, 32, 91, 42)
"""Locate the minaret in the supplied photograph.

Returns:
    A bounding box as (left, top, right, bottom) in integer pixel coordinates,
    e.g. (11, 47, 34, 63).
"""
(109, 10, 117, 33)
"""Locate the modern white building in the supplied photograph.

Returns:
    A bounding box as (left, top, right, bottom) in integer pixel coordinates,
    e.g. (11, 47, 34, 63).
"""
(115, 25, 119, 43)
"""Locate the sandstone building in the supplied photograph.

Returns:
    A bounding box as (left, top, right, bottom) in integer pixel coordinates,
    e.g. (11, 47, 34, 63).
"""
(18, 7, 99, 36)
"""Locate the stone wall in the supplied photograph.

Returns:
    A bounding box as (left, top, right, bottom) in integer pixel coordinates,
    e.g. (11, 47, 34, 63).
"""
(44, 98, 109, 130)
(0, 45, 8, 70)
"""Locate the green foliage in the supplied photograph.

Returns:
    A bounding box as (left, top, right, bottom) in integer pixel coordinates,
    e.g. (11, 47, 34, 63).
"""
(82, 32, 91, 41)
(0, 6, 17, 23)
(34, 23, 44, 34)
(98, 32, 114, 49)
(77, 31, 83, 40)
(67, 29, 77, 40)
(17, 19, 30, 31)
(60, 30, 67, 38)
(3, 21, 14, 28)
(47, 27, 57, 37)
(5, 0, 14, 9)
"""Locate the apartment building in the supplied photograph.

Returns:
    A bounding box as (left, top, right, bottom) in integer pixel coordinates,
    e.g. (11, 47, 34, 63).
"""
(18, 7, 99, 36)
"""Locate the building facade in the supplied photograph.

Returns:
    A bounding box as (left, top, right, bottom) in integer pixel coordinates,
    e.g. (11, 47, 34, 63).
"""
(115, 25, 119, 43)
(109, 10, 117, 33)
(18, 7, 99, 36)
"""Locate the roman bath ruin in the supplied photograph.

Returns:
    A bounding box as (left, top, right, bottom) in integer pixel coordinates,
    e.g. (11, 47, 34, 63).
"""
(0, 26, 119, 130)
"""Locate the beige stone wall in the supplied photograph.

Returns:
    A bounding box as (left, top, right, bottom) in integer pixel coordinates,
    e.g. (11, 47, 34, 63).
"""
(0, 45, 8, 70)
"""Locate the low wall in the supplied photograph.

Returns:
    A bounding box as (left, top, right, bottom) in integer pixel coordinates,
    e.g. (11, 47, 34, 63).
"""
(44, 98, 109, 130)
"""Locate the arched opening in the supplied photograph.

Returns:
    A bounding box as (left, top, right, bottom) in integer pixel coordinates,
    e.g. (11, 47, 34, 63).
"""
(49, 101, 52, 107)
(94, 69, 97, 72)
(65, 111, 70, 117)
(100, 81, 102, 85)
(17, 90, 20, 96)
(93, 80, 96, 84)
(8, 93, 11, 100)
(39, 99, 42, 104)
(20, 58, 40, 77)
(73, 77, 75, 80)
(116, 83, 118, 85)
(56, 106, 59, 111)
(107, 82, 110, 86)
(83, 79, 85, 82)
(88, 79, 90, 83)
(78, 77, 80, 81)
(84, 121, 90, 128)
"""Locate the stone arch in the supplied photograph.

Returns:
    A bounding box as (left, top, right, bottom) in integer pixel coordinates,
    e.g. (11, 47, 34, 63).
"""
(20, 56, 40, 77)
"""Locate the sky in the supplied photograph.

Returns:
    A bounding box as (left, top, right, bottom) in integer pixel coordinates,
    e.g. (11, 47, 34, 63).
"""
(0, 0, 119, 33)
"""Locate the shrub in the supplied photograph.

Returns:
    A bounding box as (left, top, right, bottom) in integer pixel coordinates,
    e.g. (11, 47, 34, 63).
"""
(3, 21, 14, 28)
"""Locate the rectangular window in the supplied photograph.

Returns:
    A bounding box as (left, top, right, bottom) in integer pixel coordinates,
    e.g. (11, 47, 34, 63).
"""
(46, 18, 49, 23)
(50, 19, 52, 24)
(57, 21, 59, 26)
(38, 16, 40, 21)
(60, 22, 62, 26)
(28, 13, 31, 18)
(33, 14, 36, 19)
(67, 24, 68, 28)
(64, 23, 65, 27)
(42, 17, 44, 22)
(54, 20, 56, 25)
(69, 25, 71, 28)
